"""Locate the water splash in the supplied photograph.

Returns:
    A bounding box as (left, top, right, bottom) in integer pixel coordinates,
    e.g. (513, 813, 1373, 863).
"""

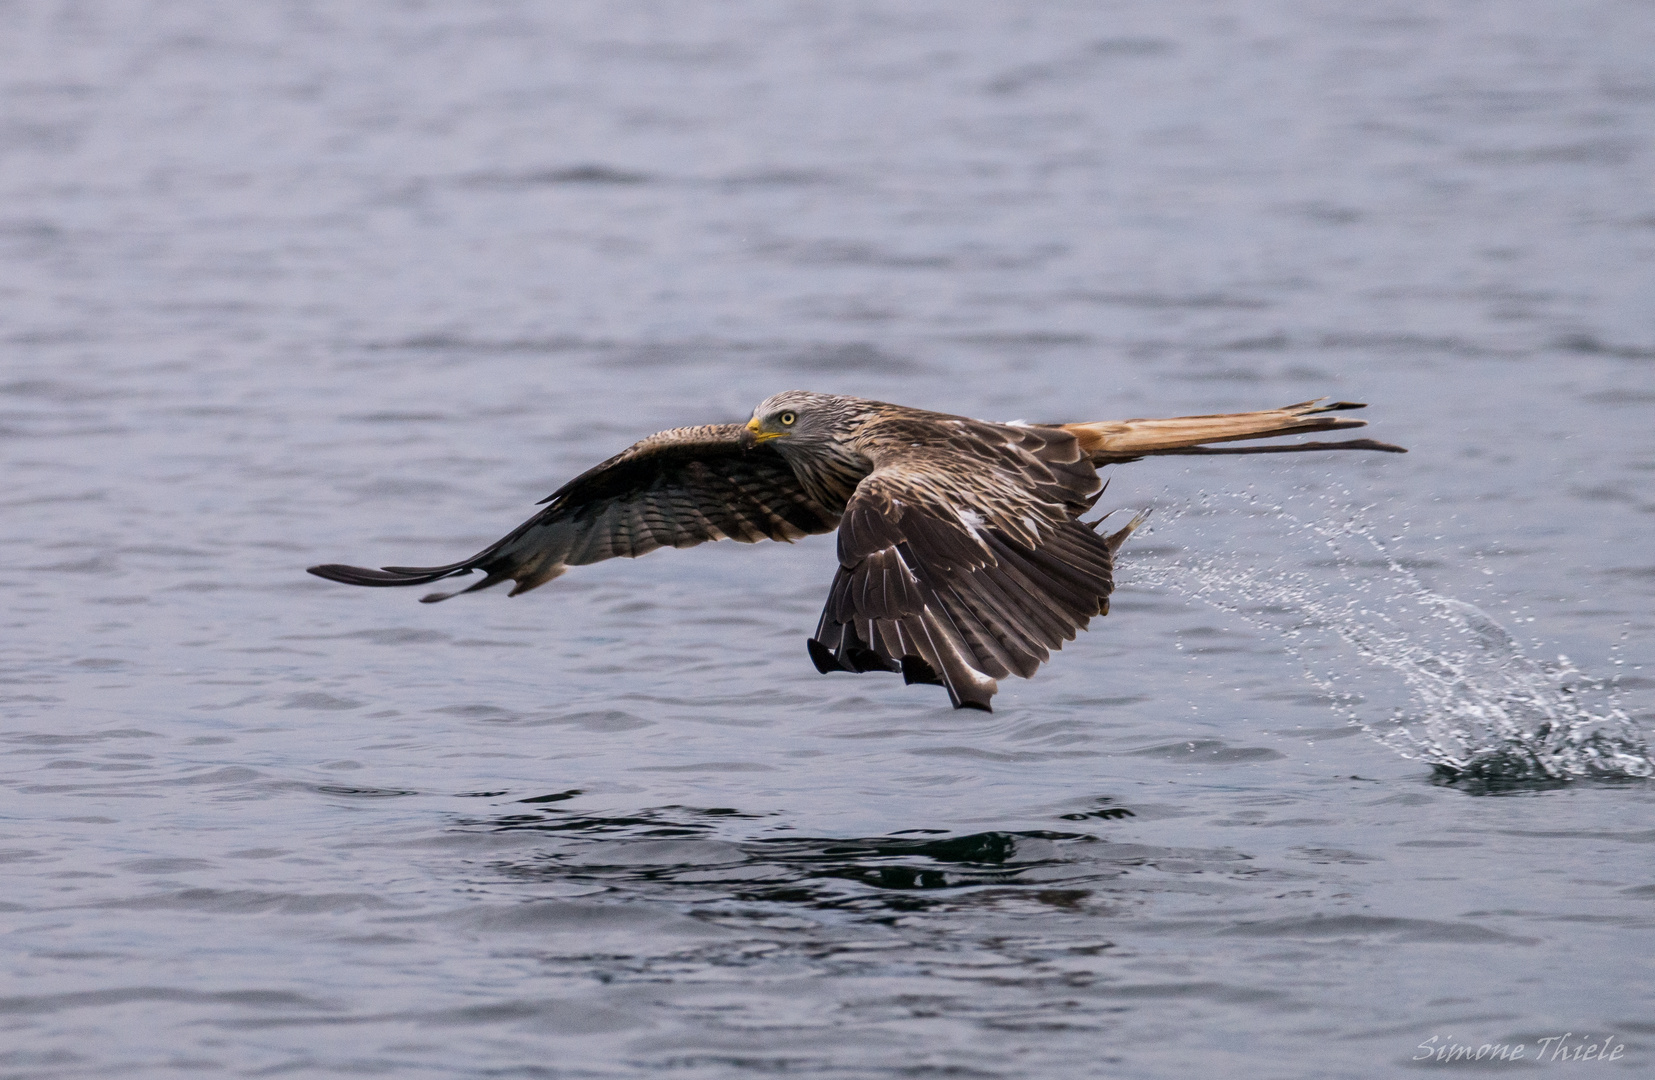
(1129, 491, 1654, 786)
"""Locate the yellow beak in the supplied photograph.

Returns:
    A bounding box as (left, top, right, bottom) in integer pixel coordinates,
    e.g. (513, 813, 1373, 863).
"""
(746, 417, 783, 442)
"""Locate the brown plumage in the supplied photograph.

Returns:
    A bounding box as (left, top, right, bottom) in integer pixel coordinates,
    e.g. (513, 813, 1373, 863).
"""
(308, 393, 1404, 710)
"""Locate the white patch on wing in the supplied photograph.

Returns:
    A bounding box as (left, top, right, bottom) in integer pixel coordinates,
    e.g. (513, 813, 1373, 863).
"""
(956, 508, 986, 533)
(1002, 419, 1031, 427)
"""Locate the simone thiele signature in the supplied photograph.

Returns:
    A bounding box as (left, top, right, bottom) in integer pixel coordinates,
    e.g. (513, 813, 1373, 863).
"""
(1414, 1033, 1627, 1063)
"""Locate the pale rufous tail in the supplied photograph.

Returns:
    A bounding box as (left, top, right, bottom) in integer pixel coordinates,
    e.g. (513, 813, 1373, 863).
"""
(1059, 399, 1406, 464)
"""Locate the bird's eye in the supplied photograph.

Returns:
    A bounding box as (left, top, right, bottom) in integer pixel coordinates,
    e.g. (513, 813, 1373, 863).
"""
(779, 411, 796, 426)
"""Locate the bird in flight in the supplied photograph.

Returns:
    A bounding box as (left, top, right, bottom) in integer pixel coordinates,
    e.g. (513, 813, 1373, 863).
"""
(309, 393, 1403, 710)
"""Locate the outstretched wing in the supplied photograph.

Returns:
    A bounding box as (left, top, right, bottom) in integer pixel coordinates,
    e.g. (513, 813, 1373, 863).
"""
(307, 424, 841, 602)
(807, 416, 1136, 711)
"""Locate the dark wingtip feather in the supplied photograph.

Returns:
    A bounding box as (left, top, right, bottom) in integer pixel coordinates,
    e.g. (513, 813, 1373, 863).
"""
(900, 655, 944, 686)
(306, 563, 471, 587)
(807, 637, 844, 674)
(308, 563, 409, 586)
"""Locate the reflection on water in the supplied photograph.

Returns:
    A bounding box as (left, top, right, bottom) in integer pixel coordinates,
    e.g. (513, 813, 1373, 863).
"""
(474, 798, 1148, 911)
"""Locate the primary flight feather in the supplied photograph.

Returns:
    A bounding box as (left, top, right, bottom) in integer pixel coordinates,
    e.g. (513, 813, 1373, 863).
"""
(309, 393, 1404, 710)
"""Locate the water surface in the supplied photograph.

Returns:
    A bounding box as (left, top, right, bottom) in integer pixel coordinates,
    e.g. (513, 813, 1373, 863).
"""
(3, 2, 1654, 1076)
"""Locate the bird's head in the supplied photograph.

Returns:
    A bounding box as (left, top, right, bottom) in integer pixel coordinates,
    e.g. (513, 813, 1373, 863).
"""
(744, 390, 861, 451)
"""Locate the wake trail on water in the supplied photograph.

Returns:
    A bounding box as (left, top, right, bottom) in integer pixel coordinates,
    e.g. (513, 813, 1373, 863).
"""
(1127, 491, 1654, 785)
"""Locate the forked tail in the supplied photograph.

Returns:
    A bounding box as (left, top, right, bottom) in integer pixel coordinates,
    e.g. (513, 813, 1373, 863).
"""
(1060, 399, 1406, 464)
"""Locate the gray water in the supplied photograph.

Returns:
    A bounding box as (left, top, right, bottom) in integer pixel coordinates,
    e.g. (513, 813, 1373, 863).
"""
(4, 2, 1654, 1076)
